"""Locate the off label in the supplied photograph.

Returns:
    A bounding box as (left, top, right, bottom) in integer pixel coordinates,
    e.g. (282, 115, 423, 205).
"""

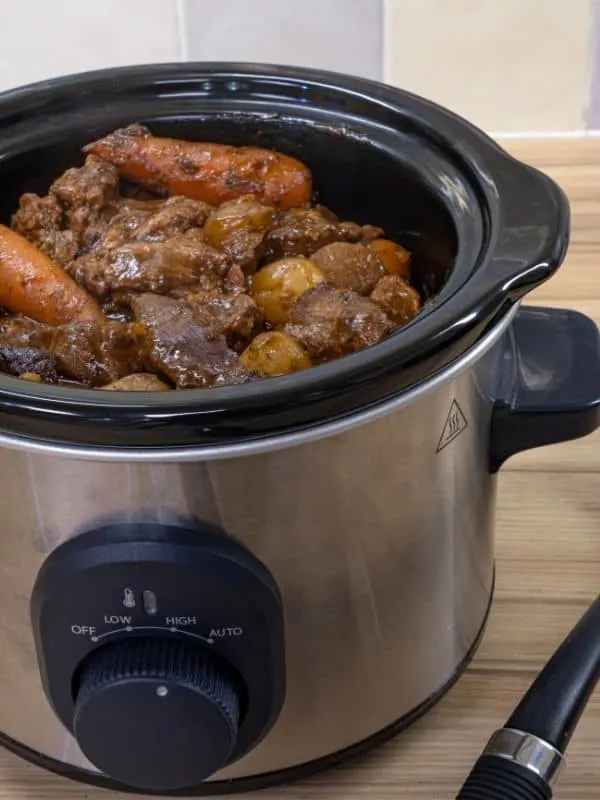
(436, 399, 468, 453)
(71, 625, 96, 636)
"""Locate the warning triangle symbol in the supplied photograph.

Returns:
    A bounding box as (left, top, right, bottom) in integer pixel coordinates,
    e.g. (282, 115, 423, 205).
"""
(436, 399, 468, 453)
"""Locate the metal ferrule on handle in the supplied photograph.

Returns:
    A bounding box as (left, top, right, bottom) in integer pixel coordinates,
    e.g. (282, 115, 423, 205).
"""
(483, 729, 565, 789)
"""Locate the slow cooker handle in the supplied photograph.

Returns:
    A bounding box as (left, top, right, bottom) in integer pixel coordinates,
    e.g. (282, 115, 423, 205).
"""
(489, 306, 600, 472)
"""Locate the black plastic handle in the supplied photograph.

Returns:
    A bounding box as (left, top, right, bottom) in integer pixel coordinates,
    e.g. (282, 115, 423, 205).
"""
(489, 306, 600, 472)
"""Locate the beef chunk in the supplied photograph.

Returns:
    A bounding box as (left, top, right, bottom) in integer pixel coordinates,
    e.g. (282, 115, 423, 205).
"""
(36, 322, 147, 386)
(284, 284, 393, 362)
(262, 206, 384, 262)
(131, 294, 252, 388)
(85, 199, 162, 254)
(11, 156, 120, 266)
(370, 274, 421, 326)
(100, 373, 171, 391)
(88, 195, 210, 255)
(50, 155, 120, 246)
(180, 289, 263, 349)
(204, 196, 275, 273)
(70, 228, 231, 297)
(0, 345, 58, 383)
(312, 242, 386, 295)
(262, 207, 340, 262)
(0, 316, 49, 347)
(11, 194, 79, 267)
(337, 221, 383, 244)
(132, 196, 213, 242)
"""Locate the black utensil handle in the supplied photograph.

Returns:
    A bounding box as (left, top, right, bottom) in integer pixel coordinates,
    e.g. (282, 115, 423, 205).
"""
(455, 755, 552, 800)
(489, 306, 600, 472)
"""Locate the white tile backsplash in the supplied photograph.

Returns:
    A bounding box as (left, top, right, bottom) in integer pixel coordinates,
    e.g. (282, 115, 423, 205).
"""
(0, 0, 181, 92)
(0, 0, 595, 132)
(384, 0, 591, 133)
(182, 0, 383, 80)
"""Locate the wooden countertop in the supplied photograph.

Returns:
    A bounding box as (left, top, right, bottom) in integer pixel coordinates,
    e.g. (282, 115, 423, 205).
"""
(2, 138, 600, 800)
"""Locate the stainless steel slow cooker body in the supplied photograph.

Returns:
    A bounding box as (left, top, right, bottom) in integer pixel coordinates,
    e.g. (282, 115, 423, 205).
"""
(0, 64, 597, 796)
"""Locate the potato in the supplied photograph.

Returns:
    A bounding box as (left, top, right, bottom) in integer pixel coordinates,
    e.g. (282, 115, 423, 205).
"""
(368, 239, 411, 280)
(100, 374, 172, 391)
(252, 257, 325, 325)
(240, 331, 312, 377)
(204, 197, 275, 250)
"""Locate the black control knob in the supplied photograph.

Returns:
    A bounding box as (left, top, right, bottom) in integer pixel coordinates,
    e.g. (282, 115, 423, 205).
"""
(73, 636, 241, 792)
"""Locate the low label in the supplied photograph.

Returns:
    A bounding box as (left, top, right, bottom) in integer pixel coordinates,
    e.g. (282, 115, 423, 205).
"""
(104, 615, 132, 625)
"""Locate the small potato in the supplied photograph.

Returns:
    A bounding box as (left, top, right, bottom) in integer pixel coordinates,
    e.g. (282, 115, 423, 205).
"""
(252, 257, 325, 325)
(100, 373, 172, 391)
(368, 239, 411, 280)
(204, 197, 275, 250)
(240, 331, 312, 377)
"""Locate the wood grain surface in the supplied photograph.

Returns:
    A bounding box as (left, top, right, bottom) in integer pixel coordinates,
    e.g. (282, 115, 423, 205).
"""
(1, 138, 599, 799)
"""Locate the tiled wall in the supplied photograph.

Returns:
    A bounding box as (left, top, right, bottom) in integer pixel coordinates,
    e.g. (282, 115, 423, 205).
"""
(0, 0, 597, 135)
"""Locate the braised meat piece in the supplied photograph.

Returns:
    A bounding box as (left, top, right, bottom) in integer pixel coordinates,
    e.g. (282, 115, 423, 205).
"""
(284, 284, 393, 362)
(11, 194, 78, 266)
(311, 242, 386, 295)
(70, 229, 232, 297)
(178, 289, 262, 349)
(204, 196, 275, 273)
(338, 221, 383, 244)
(131, 294, 252, 388)
(36, 321, 148, 386)
(261, 207, 340, 262)
(370, 274, 421, 326)
(262, 206, 384, 262)
(11, 155, 120, 267)
(0, 315, 49, 347)
(50, 155, 121, 248)
(0, 345, 58, 383)
(130, 196, 213, 242)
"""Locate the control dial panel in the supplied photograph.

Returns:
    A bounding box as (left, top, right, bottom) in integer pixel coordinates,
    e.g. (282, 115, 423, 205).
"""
(31, 521, 285, 793)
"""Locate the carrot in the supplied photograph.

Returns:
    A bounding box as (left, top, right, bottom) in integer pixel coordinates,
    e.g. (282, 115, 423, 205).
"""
(84, 124, 313, 210)
(368, 239, 412, 280)
(0, 225, 103, 325)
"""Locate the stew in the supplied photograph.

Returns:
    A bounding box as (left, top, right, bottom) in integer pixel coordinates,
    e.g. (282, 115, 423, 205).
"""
(1, 124, 423, 391)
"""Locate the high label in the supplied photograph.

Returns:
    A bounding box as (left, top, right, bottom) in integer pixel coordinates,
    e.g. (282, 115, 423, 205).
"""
(165, 616, 197, 627)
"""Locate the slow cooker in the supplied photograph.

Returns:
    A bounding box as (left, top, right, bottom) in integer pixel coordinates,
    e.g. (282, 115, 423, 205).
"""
(0, 63, 597, 796)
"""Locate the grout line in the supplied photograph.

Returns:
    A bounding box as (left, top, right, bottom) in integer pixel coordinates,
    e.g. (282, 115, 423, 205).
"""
(587, 0, 600, 128)
(376, 0, 385, 82)
(381, 0, 391, 84)
(176, 0, 189, 62)
(584, 0, 596, 128)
